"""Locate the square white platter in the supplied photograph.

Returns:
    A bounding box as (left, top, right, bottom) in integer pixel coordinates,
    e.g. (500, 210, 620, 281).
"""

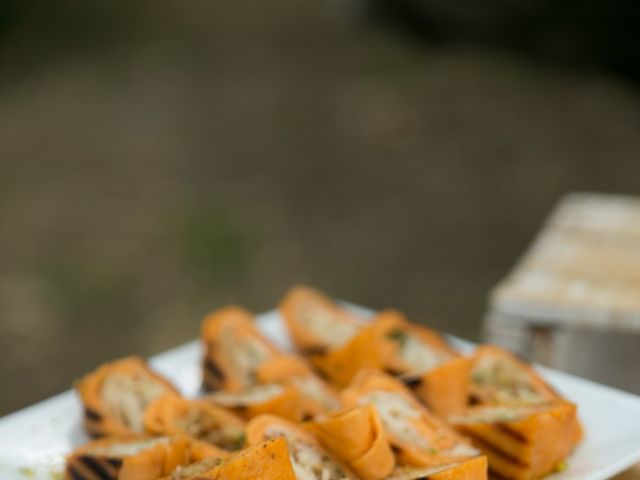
(1, 305, 640, 480)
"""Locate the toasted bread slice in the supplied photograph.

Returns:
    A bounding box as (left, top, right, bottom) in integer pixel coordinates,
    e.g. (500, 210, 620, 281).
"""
(246, 414, 358, 479)
(144, 393, 245, 451)
(470, 345, 584, 447)
(308, 404, 396, 480)
(386, 456, 487, 480)
(76, 356, 178, 437)
(256, 355, 341, 418)
(279, 285, 363, 354)
(201, 306, 282, 392)
(206, 383, 303, 422)
(373, 311, 471, 417)
(449, 402, 578, 480)
(342, 370, 479, 468)
(65, 435, 190, 480)
(469, 345, 559, 406)
(313, 310, 472, 415)
(161, 437, 296, 480)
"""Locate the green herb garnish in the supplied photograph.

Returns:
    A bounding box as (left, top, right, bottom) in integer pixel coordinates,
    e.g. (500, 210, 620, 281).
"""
(387, 329, 408, 348)
(234, 432, 247, 450)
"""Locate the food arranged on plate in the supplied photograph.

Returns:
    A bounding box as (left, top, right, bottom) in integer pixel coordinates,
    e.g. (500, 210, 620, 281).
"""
(67, 285, 582, 480)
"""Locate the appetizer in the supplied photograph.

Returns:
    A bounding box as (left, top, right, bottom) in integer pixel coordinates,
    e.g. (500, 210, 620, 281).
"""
(308, 405, 395, 480)
(76, 356, 178, 437)
(469, 345, 560, 406)
(372, 310, 472, 417)
(65, 435, 191, 480)
(341, 370, 480, 468)
(279, 285, 363, 354)
(143, 393, 246, 451)
(312, 323, 385, 387)
(386, 456, 487, 480)
(246, 414, 358, 479)
(66, 285, 580, 480)
(162, 437, 296, 480)
(449, 402, 578, 480)
(469, 345, 583, 445)
(202, 307, 341, 418)
(206, 383, 304, 422)
(257, 354, 342, 418)
(201, 306, 281, 392)
(312, 310, 472, 417)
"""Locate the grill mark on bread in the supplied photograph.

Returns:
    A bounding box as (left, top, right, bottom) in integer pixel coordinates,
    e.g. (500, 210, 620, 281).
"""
(84, 420, 104, 438)
(203, 358, 225, 391)
(464, 433, 529, 468)
(105, 458, 123, 469)
(487, 472, 511, 480)
(79, 455, 118, 480)
(84, 408, 102, 422)
(303, 346, 328, 356)
(400, 376, 422, 388)
(67, 464, 89, 480)
(205, 357, 225, 383)
(493, 424, 529, 444)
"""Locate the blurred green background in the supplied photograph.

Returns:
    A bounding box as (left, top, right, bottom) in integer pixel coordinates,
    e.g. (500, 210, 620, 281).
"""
(1, 0, 640, 415)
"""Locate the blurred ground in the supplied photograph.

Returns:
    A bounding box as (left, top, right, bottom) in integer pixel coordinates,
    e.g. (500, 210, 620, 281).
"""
(1, 0, 640, 415)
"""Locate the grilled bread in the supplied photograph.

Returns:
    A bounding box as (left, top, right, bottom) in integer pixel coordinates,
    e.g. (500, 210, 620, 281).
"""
(246, 414, 358, 480)
(308, 404, 396, 480)
(201, 306, 282, 392)
(449, 402, 578, 480)
(144, 393, 246, 451)
(65, 435, 190, 480)
(76, 357, 178, 437)
(161, 437, 296, 480)
(373, 311, 472, 417)
(279, 285, 363, 354)
(206, 383, 303, 422)
(386, 456, 487, 480)
(342, 370, 479, 468)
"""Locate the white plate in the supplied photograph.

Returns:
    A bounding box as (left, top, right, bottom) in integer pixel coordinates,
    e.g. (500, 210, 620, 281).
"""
(2, 306, 640, 480)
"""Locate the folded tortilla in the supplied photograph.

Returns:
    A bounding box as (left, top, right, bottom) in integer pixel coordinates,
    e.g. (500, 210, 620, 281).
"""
(201, 306, 282, 392)
(342, 370, 479, 468)
(386, 456, 488, 480)
(65, 435, 191, 480)
(246, 414, 358, 479)
(308, 404, 395, 480)
(449, 402, 578, 480)
(75, 356, 178, 437)
(207, 383, 303, 422)
(279, 285, 363, 354)
(144, 393, 246, 451)
(160, 437, 296, 480)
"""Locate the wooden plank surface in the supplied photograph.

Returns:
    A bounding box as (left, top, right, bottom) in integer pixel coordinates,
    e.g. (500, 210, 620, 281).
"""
(615, 464, 640, 479)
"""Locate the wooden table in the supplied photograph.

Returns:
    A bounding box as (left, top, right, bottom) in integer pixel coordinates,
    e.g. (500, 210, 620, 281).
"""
(485, 193, 640, 383)
(615, 464, 640, 479)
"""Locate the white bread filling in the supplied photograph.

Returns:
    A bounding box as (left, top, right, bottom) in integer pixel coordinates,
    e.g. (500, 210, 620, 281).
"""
(472, 356, 547, 404)
(449, 405, 541, 425)
(358, 391, 429, 450)
(397, 334, 451, 374)
(100, 373, 171, 432)
(209, 384, 283, 407)
(169, 457, 224, 480)
(221, 328, 272, 386)
(292, 376, 341, 412)
(360, 391, 479, 458)
(264, 426, 349, 480)
(177, 408, 244, 449)
(296, 304, 359, 348)
(87, 437, 169, 457)
(386, 463, 455, 480)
